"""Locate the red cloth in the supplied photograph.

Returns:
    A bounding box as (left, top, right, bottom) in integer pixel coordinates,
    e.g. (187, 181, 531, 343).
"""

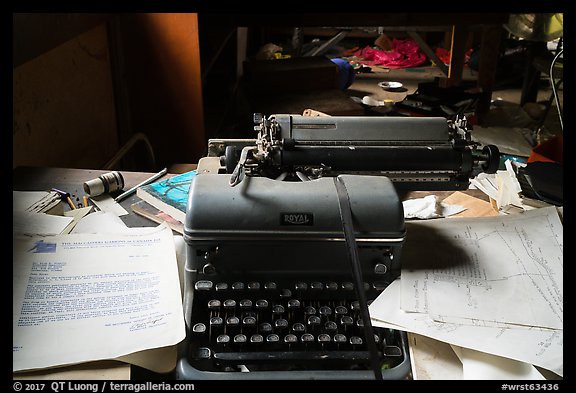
(528, 135, 563, 164)
(435, 47, 474, 65)
(352, 39, 427, 68)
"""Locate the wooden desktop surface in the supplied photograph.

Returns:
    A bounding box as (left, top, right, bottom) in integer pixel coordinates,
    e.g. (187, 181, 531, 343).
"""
(13, 165, 491, 208)
(13, 166, 177, 228)
(12, 166, 494, 229)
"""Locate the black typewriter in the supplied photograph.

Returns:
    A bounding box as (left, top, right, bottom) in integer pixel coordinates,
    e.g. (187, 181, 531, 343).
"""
(176, 174, 411, 380)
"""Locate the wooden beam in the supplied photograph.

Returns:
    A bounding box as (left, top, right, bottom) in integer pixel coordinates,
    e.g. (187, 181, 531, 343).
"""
(407, 31, 448, 76)
(13, 13, 111, 67)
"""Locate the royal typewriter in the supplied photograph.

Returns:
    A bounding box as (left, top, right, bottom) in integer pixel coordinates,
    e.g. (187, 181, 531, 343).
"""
(175, 114, 499, 380)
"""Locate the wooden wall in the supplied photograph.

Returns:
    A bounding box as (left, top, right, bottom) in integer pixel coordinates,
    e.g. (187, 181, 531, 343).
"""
(115, 13, 206, 168)
(13, 23, 119, 169)
(13, 13, 206, 171)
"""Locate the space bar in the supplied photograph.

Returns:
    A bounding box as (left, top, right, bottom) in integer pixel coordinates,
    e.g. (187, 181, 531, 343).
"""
(213, 351, 378, 362)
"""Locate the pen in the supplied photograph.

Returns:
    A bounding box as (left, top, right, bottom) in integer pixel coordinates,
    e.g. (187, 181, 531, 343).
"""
(114, 167, 168, 203)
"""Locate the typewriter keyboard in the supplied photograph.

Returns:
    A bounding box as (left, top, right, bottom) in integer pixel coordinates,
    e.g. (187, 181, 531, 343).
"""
(186, 277, 409, 374)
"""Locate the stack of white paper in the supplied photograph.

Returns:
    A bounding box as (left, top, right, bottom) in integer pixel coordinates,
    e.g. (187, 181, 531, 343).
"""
(370, 206, 563, 378)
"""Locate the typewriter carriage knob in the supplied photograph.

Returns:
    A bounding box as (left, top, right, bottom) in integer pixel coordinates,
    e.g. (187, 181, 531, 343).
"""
(479, 144, 500, 174)
(202, 247, 219, 275)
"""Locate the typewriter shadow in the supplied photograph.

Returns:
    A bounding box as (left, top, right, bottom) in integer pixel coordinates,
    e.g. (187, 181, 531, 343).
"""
(401, 222, 474, 271)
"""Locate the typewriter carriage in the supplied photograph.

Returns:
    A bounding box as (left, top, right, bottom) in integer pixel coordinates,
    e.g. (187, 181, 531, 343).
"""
(209, 113, 499, 190)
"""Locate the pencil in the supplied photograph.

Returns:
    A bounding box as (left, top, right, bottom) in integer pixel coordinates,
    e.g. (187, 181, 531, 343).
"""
(114, 167, 168, 203)
(83, 195, 89, 207)
(66, 195, 77, 210)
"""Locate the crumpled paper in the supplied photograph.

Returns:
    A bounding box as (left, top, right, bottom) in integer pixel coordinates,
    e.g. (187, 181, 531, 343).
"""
(403, 195, 466, 219)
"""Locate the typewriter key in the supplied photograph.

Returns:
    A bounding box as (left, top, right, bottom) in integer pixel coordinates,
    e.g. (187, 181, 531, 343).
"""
(207, 299, 221, 310)
(272, 304, 285, 315)
(223, 299, 236, 309)
(264, 281, 277, 290)
(340, 315, 354, 329)
(284, 334, 298, 344)
(255, 299, 269, 310)
(210, 316, 224, 327)
(274, 318, 288, 330)
(243, 316, 257, 327)
(304, 306, 316, 316)
(209, 317, 223, 339)
(326, 282, 339, 291)
(319, 306, 332, 317)
(239, 299, 253, 309)
(310, 282, 324, 290)
(216, 334, 230, 344)
(226, 316, 240, 327)
(324, 321, 338, 332)
(318, 333, 331, 344)
(234, 334, 247, 344)
(287, 299, 301, 309)
(301, 333, 314, 343)
(280, 288, 292, 298)
(232, 282, 245, 291)
(247, 281, 261, 290)
(193, 347, 211, 360)
(307, 315, 321, 330)
(250, 334, 264, 344)
(333, 333, 347, 344)
(341, 282, 354, 291)
(194, 280, 213, 291)
(335, 305, 348, 315)
(373, 281, 388, 291)
(266, 334, 280, 343)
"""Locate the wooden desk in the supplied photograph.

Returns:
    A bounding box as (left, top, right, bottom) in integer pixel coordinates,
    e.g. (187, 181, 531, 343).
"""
(13, 166, 497, 380)
(13, 165, 495, 229)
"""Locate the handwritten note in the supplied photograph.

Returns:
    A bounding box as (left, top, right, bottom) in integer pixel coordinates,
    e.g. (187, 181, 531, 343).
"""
(370, 206, 563, 377)
(370, 280, 563, 377)
(400, 207, 563, 329)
